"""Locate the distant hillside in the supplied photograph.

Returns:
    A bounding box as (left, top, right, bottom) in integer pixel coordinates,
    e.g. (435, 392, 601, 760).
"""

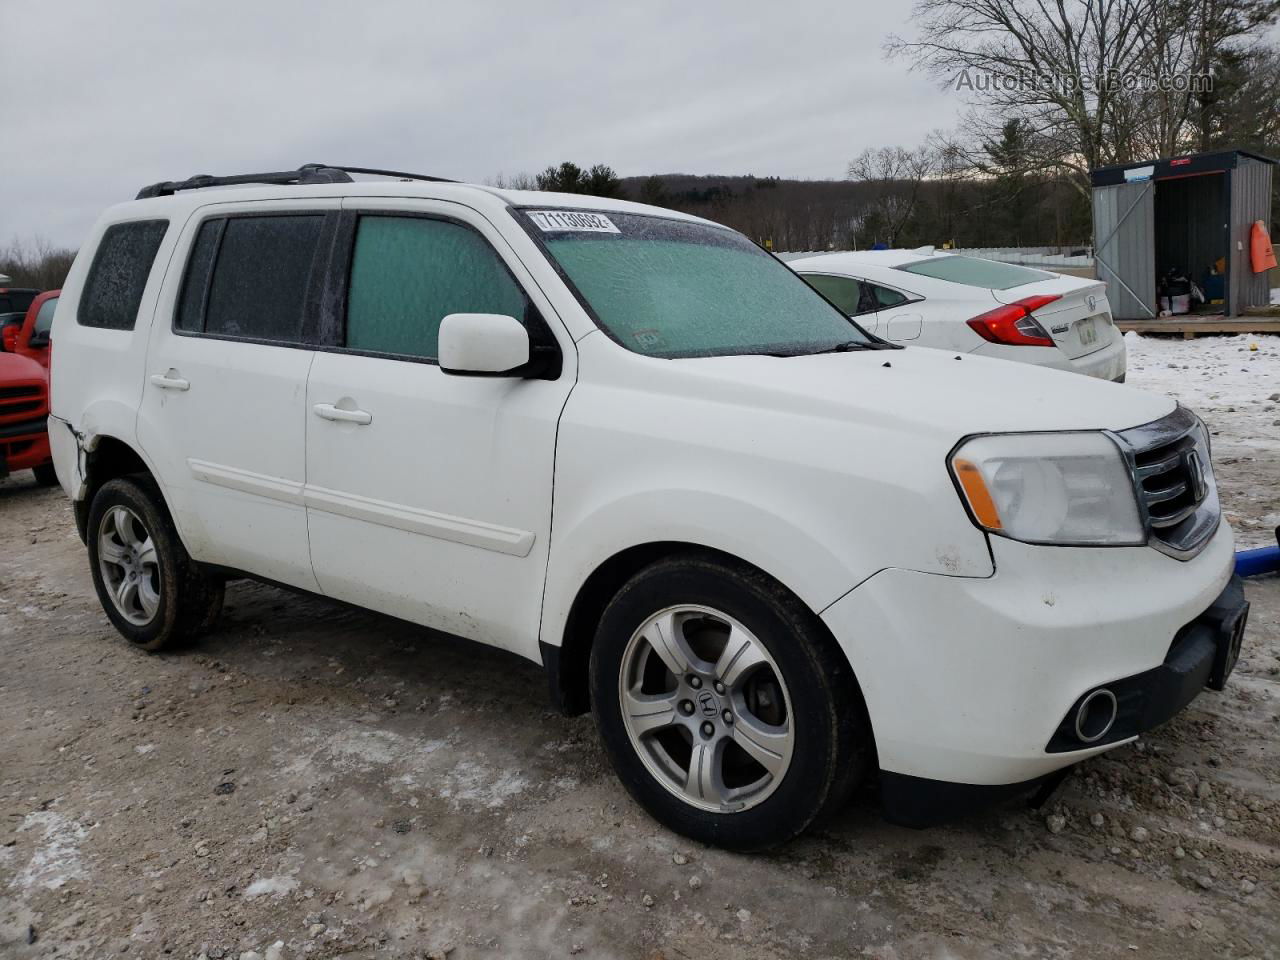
(615, 173, 1090, 251)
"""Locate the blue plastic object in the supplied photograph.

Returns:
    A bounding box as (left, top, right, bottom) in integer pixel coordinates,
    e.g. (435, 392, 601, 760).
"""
(1235, 545, 1280, 578)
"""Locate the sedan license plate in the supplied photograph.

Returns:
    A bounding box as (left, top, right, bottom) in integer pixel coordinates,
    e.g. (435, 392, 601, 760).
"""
(1077, 317, 1098, 346)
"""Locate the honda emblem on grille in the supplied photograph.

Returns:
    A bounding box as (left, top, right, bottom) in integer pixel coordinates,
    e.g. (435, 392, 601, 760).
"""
(1186, 449, 1206, 501)
(1087, 294, 1097, 312)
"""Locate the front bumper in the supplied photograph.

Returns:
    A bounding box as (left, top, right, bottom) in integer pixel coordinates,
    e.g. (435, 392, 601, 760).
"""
(878, 573, 1248, 825)
(820, 522, 1240, 817)
(0, 416, 52, 477)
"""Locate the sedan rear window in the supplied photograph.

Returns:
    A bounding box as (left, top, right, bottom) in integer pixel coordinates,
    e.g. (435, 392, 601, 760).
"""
(896, 256, 1053, 290)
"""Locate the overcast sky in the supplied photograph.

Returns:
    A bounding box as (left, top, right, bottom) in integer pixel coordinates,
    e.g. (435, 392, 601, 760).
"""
(1, 0, 960, 248)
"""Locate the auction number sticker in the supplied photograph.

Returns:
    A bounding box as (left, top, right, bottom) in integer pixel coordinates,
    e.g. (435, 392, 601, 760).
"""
(527, 210, 621, 233)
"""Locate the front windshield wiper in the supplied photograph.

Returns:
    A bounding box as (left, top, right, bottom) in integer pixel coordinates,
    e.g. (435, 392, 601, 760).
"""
(809, 339, 899, 354)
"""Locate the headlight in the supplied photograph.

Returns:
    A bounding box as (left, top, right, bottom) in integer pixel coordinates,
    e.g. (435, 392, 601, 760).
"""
(949, 432, 1144, 546)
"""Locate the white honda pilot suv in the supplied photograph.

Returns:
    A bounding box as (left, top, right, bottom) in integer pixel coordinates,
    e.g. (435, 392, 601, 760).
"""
(49, 165, 1248, 850)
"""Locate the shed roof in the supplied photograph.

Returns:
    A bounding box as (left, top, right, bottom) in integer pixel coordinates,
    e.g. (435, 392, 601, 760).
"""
(1090, 148, 1276, 187)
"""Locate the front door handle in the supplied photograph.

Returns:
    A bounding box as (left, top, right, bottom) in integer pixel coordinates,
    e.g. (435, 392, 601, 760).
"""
(313, 402, 372, 426)
(150, 372, 190, 391)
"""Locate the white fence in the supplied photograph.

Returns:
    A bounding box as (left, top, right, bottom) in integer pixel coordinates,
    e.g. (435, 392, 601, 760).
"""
(949, 247, 1094, 268)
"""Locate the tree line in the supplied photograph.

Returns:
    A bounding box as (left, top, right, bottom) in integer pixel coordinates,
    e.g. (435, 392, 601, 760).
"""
(0, 238, 76, 291)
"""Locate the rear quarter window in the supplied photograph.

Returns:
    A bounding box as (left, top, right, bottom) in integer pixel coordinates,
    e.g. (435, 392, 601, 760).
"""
(870, 283, 909, 308)
(799, 273, 864, 316)
(896, 255, 1053, 290)
(78, 220, 169, 329)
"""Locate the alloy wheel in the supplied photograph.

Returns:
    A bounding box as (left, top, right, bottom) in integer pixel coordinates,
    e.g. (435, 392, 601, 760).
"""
(618, 604, 795, 813)
(97, 505, 161, 626)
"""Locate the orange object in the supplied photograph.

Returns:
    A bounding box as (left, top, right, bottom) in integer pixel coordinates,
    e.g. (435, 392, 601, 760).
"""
(1251, 220, 1277, 272)
(952, 459, 1003, 530)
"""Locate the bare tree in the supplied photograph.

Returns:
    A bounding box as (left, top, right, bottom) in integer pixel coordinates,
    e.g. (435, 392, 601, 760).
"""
(887, 0, 1280, 192)
(0, 236, 77, 290)
(887, 0, 1152, 192)
(485, 172, 538, 190)
(846, 145, 938, 245)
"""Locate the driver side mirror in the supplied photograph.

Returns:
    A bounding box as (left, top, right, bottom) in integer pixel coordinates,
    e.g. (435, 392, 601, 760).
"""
(1, 322, 19, 353)
(438, 313, 532, 377)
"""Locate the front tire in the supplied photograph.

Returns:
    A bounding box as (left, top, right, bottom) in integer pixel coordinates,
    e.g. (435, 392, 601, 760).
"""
(33, 462, 59, 486)
(86, 477, 224, 651)
(590, 554, 868, 850)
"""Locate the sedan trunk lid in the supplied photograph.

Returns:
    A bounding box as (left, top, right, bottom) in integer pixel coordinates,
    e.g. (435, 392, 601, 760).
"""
(991, 275, 1117, 360)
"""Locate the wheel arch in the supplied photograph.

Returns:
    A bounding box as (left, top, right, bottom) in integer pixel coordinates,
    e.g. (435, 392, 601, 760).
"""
(544, 540, 872, 748)
(73, 434, 162, 543)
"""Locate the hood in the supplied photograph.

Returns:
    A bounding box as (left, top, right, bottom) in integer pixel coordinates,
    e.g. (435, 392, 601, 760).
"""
(647, 344, 1174, 441)
(0, 348, 47, 384)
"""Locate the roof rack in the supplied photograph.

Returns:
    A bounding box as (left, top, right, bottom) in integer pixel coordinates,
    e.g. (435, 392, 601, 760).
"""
(136, 164, 457, 199)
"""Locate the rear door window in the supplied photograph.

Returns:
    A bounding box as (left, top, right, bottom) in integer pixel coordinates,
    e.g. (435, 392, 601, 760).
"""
(78, 220, 169, 329)
(177, 215, 325, 343)
(344, 215, 528, 360)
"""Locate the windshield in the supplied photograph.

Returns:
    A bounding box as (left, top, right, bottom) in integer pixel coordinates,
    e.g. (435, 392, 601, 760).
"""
(521, 209, 871, 358)
(896, 255, 1053, 290)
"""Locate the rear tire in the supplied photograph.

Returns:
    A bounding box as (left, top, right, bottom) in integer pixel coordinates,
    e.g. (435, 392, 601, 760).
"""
(86, 477, 223, 651)
(32, 462, 59, 486)
(589, 554, 868, 850)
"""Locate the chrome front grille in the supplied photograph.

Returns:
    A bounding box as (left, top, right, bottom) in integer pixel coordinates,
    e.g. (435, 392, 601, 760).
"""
(1115, 406, 1219, 559)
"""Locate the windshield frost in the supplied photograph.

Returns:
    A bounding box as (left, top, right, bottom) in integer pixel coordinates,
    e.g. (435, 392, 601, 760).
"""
(523, 210, 870, 358)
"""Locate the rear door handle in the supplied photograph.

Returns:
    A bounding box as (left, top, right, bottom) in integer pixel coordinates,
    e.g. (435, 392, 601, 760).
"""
(150, 372, 190, 391)
(312, 402, 372, 426)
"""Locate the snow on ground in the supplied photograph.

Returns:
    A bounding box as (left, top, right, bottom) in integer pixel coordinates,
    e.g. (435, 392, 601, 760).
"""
(1124, 331, 1280, 547)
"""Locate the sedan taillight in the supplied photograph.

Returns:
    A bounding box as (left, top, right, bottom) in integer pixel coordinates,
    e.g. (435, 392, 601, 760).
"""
(967, 294, 1062, 347)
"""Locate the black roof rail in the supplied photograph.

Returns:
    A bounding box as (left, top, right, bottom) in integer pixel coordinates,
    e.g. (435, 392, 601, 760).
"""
(136, 163, 457, 200)
(332, 165, 457, 184)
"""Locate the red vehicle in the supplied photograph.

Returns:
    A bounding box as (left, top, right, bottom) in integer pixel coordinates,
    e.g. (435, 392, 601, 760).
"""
(0, 290, 57, 485)
(4, 289, 58, 367)
(0, 287, 41, 350)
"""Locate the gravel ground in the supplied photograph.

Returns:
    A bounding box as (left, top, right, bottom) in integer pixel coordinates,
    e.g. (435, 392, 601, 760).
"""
(2, 338, 1278, 959)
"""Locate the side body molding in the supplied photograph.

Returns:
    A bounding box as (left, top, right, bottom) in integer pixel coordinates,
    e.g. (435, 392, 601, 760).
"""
(187, 458, 536, 558)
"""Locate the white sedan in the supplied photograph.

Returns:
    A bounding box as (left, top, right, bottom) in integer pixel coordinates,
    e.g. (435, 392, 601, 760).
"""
(789, 249, 1126, 381)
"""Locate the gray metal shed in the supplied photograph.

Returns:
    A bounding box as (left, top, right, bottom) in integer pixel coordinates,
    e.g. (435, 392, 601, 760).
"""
(1090, 149, 1275, 320)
